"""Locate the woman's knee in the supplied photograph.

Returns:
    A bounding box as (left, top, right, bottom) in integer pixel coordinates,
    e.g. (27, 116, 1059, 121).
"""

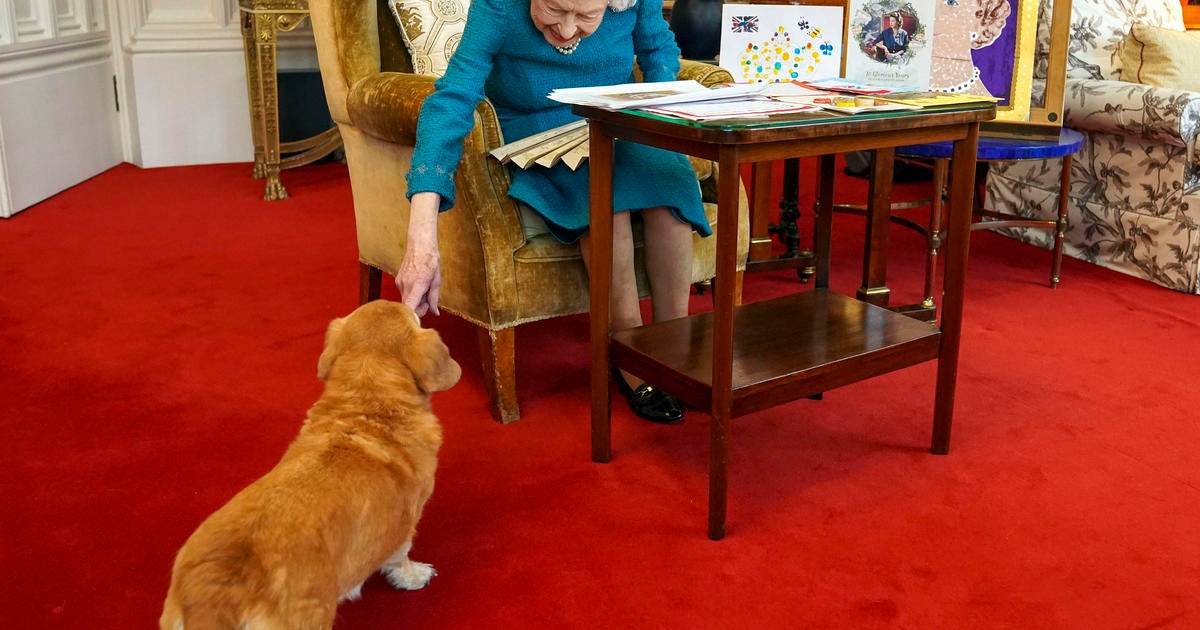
(639, 206, 685, 231)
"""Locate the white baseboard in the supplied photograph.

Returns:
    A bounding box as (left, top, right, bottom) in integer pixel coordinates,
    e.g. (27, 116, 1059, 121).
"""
(0, 36, 121, 217)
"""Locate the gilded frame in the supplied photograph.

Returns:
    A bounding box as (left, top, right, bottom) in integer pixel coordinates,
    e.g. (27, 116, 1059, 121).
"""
(984, 0, 1041, 123)
(1019, 0, 1070, 128)
(973, 0, 1071, 131)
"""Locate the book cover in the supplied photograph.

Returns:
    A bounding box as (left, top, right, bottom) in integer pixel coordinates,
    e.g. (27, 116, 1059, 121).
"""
(717, 4, 844, 84)
(844, 0, 936, 90)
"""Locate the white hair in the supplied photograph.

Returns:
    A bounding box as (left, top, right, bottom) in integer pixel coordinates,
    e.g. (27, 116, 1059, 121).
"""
(607, 0, 637, 12)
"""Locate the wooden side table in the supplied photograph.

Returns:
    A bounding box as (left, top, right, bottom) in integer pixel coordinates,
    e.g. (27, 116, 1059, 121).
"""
(579, 103, 995, 539)
(238, 0, 342, 200)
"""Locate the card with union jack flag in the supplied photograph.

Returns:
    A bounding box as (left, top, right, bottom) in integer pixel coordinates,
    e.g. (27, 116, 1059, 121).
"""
(730, 15, 759, 33)
(719, 4, 843, 84)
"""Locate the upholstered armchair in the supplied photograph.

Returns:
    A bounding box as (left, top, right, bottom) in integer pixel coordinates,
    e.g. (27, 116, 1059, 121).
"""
(985, 0, 1200, 293)
(308, 0, 750, 423)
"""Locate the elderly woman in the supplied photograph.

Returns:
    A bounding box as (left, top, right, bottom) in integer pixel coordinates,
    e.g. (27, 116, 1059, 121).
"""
(399, 0, 707, 424)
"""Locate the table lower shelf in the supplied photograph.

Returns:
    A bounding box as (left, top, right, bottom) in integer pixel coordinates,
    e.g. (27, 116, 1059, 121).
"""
(611, 289, 942, 417)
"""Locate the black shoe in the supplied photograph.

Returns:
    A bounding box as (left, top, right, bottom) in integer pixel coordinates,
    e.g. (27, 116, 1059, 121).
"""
(612, 369, 683, 424)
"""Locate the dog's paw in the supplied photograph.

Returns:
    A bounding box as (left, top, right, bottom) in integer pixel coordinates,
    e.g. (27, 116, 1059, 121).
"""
(384, 561, 437, 590)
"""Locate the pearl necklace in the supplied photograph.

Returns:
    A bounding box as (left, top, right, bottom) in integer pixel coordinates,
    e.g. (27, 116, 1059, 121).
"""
(553, 39, 580, 55)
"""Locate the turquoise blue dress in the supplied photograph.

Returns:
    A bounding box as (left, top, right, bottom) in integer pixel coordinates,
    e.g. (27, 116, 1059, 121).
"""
(405, 0, 711, 243)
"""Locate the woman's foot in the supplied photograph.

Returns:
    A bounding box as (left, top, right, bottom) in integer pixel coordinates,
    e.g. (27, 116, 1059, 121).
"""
(612, 369, 683, 424)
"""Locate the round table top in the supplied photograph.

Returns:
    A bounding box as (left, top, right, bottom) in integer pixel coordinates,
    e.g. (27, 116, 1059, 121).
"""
(897, 127, 1085, 160)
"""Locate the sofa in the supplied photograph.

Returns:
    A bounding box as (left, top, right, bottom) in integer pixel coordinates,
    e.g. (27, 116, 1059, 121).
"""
(985, 0, 1200, 293)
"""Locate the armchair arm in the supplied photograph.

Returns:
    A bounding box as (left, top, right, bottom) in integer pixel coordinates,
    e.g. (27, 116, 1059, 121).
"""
(1065, 78, 1200, 165)
(346, 73, 436, 145)
(678, 59, 734, 87)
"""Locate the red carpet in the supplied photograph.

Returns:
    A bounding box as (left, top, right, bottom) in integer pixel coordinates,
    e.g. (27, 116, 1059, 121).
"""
(2, 160, 1198, 629)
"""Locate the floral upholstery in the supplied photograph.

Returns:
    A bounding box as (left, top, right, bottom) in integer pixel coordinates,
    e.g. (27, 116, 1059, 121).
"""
(985, 0, 1200, 293)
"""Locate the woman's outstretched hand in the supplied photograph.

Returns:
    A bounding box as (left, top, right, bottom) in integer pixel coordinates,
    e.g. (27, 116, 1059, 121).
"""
(397, 192, 442, 317)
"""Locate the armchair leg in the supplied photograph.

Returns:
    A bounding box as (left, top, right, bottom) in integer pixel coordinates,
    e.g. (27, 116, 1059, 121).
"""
(702, 271, 745, 305)
(477, 326, 520, 424)
(359, 262, 382, 305)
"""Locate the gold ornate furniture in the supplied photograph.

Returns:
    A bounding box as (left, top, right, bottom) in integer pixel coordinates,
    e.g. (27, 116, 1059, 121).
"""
(238, 0, 342, 200)
(581, 103, 994, 539)
(307, 0, 750, 424)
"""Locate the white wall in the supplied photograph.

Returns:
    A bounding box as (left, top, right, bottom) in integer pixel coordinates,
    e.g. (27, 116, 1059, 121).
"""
(113, 0, 320, 168)
(0, 0, 322, 216)
(0, 0, 122, 217)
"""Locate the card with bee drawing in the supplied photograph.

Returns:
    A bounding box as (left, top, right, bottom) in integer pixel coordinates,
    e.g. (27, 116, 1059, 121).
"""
(718, 4, 845, 84)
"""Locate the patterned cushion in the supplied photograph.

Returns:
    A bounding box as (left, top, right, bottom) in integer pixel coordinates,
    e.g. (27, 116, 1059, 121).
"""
(388, 0, 470, 77)
(1065, 0, 1185, 81)
(1119, 25, 1200, 92)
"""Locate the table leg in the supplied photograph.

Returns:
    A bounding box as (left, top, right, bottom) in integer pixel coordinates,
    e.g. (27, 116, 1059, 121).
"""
(769, 158, 803, 260)
(588, 122, 615, 464)
(744, 159, 815, 278)
(922, 158, 949, 309)
(747, 162, 774, 263)
(814, 154, 835, 290)
(249, 12, 287, 200)
(932, 125, 980, 455)
(1051, 154, 1072, 288)
(240, 11, 266, 181)
(857, 148, 895, 306)
(708, 147, 742, 541)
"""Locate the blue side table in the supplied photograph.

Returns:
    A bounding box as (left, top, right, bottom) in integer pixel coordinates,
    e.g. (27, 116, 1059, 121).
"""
(893, 127, 1085, 309)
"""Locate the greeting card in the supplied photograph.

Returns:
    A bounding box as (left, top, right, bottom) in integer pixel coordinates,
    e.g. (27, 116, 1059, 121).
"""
(718, 4, 844, 84)
(843, 0, 936, 90)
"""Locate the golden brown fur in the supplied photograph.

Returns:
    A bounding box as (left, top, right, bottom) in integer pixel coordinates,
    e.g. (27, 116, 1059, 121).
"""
(160, 300, 460, 630)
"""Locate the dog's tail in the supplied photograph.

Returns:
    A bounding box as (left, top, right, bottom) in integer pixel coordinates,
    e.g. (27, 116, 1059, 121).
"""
(162, 538, 338, 629)
(159, 596, 299, 630)
(158, 586, 248, 630)
(160, 562, 264, 630)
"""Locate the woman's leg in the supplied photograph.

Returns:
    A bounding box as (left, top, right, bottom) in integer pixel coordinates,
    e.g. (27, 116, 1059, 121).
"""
(639, 206, 693, 323)
(579, 209, 687, 424)
(581, 211, 659, 391)
(578, 211, 644, 333)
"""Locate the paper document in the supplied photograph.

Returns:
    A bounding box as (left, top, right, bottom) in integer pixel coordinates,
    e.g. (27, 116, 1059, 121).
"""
(488, 120, 592, 171)
(799, 78, 917, 95)
(757, 81, 833, 98)
(774, 94, 921, 114)
(489, 120, 586, 163)
(643, 97, 819, 121)
(548, 80, 766, 111)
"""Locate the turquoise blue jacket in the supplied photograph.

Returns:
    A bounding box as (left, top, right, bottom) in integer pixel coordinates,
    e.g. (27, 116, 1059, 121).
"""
(405, 0, 710, 243)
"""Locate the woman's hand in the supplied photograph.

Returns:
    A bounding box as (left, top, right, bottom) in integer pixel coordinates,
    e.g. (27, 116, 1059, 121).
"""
(397, 192, 443, 317)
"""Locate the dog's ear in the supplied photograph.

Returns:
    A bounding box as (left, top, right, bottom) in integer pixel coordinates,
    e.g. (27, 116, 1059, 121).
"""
(404, 328, 461, 393)
(317, 316, 347, 381)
